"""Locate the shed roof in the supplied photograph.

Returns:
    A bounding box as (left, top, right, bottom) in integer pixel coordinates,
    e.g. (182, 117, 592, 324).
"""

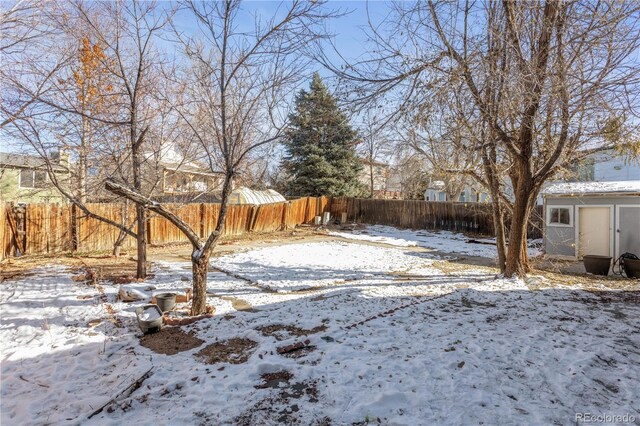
(543, 180, 640, 196)
(228, 187, 286, 205)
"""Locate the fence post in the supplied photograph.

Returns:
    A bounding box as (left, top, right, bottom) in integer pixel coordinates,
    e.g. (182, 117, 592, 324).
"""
(281, 202, 289, 230)
(70, 204, 78, 252)
(199, 203, 205, 238)
(248, 205, 258, 232)
(146, 209, 152, 245)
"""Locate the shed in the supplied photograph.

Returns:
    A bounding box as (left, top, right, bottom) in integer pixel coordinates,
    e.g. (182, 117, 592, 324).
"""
(542, 180, 640, 259)
(227, 187, 286, 205)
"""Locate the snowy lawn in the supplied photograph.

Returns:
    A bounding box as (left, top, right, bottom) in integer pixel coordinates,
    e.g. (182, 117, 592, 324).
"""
(1, 240, 638, 425)
(329, 225, 542, 259)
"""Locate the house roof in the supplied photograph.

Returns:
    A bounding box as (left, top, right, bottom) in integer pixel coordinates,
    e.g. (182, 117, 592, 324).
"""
(159, 161, 224, 176)
(360, 158, 389, 167)
(0, 152, 67, 172)
(543, 180, 640, 196)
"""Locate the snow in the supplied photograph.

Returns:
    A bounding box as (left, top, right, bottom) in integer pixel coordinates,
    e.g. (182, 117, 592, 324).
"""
(214, 241, 438, 292)
(330, 225, 542, 259)
(543, 180, 640, 195)
(139, 307, 161, 321)
(1, 241, 638, 425)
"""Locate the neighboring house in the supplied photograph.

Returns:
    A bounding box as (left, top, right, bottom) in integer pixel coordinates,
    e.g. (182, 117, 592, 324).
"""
(384, 168, 405, 199)
(569, 149, 640, 182)
(542, 180, 640, 260)
(0, 152, 69, 203)
(158, 161, 224, 197)
(358, 158, 391, 197)
(357, 160, 407, 199)
(424, 180, 490, 203)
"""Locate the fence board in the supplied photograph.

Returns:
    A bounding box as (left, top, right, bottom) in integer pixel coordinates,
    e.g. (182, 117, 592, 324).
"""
(335, 197, 542, 239)
(77, 203, 137, 253)
(3, 196, 539, 258)
(22, 204, 72, 254)
(148, 203, 201, 245)
(0, 204, 7, 259)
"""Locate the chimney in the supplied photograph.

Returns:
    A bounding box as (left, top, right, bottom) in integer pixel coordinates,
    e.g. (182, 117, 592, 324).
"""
(50, 149, 70, 169)
(59, 150, 70, 169)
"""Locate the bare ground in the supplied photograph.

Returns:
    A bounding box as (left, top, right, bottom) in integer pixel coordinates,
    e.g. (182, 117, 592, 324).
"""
(2, 224, 635, 294)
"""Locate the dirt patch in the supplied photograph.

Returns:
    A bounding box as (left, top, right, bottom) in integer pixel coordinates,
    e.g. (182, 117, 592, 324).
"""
(277, 340, 317, 359)
(589, 290, 640, 304)
(257, 323, 327, 341)
(195, 338, 258, 365)
(255, 371, 294, 389)
(235, 378, 322, 425)
(219, 296, 258, 312)
(431, 260, 497, 276)
(139, 326, 204, 355)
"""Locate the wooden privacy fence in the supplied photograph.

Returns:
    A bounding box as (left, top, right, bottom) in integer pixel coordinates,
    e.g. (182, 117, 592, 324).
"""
(1, 195, 542, 259)
(1, 196, 329, 259)
(331, 197, 543, 240)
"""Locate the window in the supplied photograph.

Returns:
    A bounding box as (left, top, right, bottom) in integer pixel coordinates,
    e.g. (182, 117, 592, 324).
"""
(547, 206, 573, 227)
(19, 169, 47, 188)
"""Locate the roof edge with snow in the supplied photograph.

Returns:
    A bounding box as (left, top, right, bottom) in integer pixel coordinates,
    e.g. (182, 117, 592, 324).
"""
(542, 180, 640, 196)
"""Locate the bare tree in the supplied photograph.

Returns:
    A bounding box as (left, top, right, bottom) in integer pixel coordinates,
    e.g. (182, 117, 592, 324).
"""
(357, 111, 393, 198)
(0, 1, 68, 129)
(322, 0, 640, 276)
(3, 1, 173, 271)
(106, 0, 336, 315)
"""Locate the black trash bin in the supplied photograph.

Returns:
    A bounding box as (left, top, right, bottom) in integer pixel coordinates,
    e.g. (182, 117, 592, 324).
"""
(623, 258, 640, 278)
(583, 255, 612, 276)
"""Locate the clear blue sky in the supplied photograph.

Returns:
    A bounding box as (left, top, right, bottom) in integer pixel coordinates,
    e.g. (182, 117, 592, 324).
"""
(2, 1, 391, 154)
(168, 0, 392, 77)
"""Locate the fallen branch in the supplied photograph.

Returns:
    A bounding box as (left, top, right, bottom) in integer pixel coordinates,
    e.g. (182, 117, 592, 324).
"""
(163, 313, 214, 326)
(87, 367, 154, 419)
(277, 339, 312, 355)
(466, 239, 496, 246)
(19, 375, 50, 388)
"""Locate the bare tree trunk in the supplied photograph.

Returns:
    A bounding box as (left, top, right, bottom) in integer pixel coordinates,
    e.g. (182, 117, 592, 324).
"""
(449, 188, 463, 203)
(134, 205, 147, 277)
(189, 173, 234, 315)
(79, 115, 89, 204)
(492, 201, 507, 272)
(504, 181, 534, 277)
(131, 120, 147, 279)
(369, 161, 374, 198)
(113, 236, 124, 257)
(191, 251, 210, 315)
(112, 201, 128, 257)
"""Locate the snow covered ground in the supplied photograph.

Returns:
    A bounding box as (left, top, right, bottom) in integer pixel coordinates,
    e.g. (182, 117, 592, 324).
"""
(1, 240, 638, 425)
(329, 225, 542, 259)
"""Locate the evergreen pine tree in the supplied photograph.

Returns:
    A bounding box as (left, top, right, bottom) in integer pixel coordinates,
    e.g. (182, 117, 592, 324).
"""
(282, 73, 363, 196)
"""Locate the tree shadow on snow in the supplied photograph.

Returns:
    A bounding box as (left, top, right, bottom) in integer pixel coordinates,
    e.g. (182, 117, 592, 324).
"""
(1, 267, 639, 425)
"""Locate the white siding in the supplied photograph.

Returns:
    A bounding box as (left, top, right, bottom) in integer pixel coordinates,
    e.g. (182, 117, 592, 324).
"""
(593, 155, 640, 181)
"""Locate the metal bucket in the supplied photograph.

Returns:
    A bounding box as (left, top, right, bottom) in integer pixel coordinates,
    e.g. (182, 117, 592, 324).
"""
(154, 293, 177, 312)
(135, 304, 163, 334)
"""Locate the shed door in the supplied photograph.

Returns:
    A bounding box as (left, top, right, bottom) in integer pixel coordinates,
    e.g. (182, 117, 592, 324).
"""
(578, 207, 611, 258)
(616, 206, 640, 258)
